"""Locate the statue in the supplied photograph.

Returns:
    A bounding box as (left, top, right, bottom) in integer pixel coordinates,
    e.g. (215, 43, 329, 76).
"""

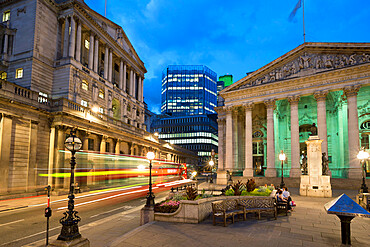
(301, 155, 308, 175)
(310, 123, 318, 136)
(322, 152, 329, 175)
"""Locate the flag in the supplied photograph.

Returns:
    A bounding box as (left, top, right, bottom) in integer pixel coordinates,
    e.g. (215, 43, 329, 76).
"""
(289, 0, 302, 21)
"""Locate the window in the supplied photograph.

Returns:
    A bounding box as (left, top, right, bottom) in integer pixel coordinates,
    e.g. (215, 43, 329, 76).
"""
(84, 40, 90, 49)
(88, 139, 94, 150)
(15, 68, 23, 79)
(2, 10, 10, 22)
(81, 100, 88, 107)
(0, 72, 6, 79)
(81, 80, 88, 90)
(99, 89, 105, 99)
(99, 107, 104, 114)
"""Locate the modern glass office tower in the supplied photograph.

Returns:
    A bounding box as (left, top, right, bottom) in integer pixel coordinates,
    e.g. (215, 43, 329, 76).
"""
(157, 65, 218, 164)
(161, 65, 217, 116)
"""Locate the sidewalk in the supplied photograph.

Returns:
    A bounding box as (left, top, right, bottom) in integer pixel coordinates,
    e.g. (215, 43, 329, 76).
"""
(108, 188, 369, 247)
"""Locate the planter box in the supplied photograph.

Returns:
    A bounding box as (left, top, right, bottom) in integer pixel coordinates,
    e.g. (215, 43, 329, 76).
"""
(154, 192, 276, 224)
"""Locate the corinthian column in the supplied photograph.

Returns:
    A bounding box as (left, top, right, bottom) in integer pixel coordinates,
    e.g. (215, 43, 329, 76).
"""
(225, 106, 234, 170)
(314, 91, 328, 155)
(288, 95, 301, 177)
(68, 17, 76, 58)
(94, 37, 99, 73)
(344, 85, 361, 179)
(62, 17, 69, 58)
(75, 21, 82, 62)
(123, 63, 127, 92)
(88, 32, 94, 70)
(104, 46, 109, 80)
(264, 99, 276, 177)
(243, 103, 254, 177)
(217, 118, 225, 170)
(119, 60, 124, 89)
(108, 50, 113, 82)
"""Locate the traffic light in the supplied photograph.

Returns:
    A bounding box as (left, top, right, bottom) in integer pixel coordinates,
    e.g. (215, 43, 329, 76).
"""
(45, 207, 52, 217)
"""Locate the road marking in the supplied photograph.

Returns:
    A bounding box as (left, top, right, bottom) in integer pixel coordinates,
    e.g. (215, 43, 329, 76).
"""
(0, 219, 25, 227)
(0, 225, 61, 246)
(90, 205, 133, 218)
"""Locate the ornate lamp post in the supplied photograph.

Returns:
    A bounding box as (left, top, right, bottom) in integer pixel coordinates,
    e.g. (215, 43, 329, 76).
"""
(209, 160, 214, 183)
(357, 148, 369, 193)
(279, 150, 286, 189)
(146, 151, 155, 207)
(58, 130, 82, 241)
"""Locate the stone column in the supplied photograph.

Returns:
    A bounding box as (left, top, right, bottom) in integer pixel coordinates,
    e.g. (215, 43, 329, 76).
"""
(244, 103, 254, 177)
(130, 70, 134, 96)
(119, 60, 124, 89)
(217, 118, 225, 170)
(225, 106, 234, 170)
(288, 95, 301, 177)
(108, 50, 113, 82)
(133, 72, 137, 98)
(48, 127, 56, 186)
(115, 140, 121, 154)
(27, 121, 38, 191)
(0, 115, 12, 193)
(264, 99, 276, 177)
(68, 17, 76, 58)
(62, 17, 69, 58)
(2, 32, 8, 54)
(104, 46, 109, 79)
(94, 37, 99, 73)
(55, 126, 66, 189)
(75, 21, 82, 62)
(138, 76, 142, 101)
(140, 78, 144, 101)
(88, 32, 94, 70)
(123, 63, 127, 92)
(100, 136, 107, 153)
(314, 91, 328, 155)
(344, 85, 361, 179)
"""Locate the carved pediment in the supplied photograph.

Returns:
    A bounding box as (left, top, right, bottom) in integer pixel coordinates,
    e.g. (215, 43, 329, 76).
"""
(228, 45, 370, 92)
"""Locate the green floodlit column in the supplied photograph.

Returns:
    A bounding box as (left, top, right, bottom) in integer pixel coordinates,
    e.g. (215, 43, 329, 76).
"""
(243, 103, 253, 177)
(264, 99, 276, 177)
(314, 91, 329, 155)
(289, 95, 301, 177)
(344, 85, 361, 179)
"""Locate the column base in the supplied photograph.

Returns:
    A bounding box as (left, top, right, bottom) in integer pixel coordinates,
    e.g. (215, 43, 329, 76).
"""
(49, 237, 90, 247)
(243, 168, 253, 177)
(264, 168, 276, 178)
(348, 168, 362, 179)
(140, 206, 154, 225)
(289, 168, 302, 178)
(216, 170, 227, 185)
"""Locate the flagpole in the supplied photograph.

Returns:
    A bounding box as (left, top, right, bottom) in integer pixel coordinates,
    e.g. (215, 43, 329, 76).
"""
(303, 0, 305, 43)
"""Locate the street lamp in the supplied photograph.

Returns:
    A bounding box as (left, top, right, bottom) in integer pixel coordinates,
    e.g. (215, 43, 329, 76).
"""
(57, 130, 82, 241)
(279, 150, 286, 189)
(146, 151, 155, 207)
(357, 148, 369, 193)
(209, 160, 214, 183)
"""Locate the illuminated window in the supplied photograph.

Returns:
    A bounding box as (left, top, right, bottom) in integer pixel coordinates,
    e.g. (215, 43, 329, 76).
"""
(84, 40, 90, 49)
(0, 72, 6, 79)
(99, 107, 104, 114)
(99, 89, 105, 99)
(2, 10, 10, 22)
(15, 68, 23, 79)
(81, 80, 88, 90)
(81, 100, 88, 107)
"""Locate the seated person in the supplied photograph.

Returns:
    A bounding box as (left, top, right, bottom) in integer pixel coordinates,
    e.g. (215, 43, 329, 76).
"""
(283, 187, 293, 209)
(277, 189, 291, 210)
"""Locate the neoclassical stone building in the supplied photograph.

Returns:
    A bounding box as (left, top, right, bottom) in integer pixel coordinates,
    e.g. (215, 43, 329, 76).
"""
(216, 42, 370, 185)
(0, 0, 197, 194)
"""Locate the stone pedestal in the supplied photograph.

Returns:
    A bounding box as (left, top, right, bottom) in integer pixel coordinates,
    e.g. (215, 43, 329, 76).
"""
(300, 136, 332, 197)
(216, 170, 227, 185)
(49, 237, 90, 247)
(243, 168, 253, 177)
(140, 206, 154, 225)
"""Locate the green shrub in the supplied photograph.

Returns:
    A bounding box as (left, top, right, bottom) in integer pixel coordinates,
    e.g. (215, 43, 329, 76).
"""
(231, 180, 243, 196)
(257, 186, 268, 192)
(186, 186, 198, 200)
(246, 178, 256, 192)
(225, 189, 234, 196)
(172, 193, 187, 201)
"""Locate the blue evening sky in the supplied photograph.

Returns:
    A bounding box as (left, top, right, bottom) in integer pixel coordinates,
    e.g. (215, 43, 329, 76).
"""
(85, 0, 370, 113)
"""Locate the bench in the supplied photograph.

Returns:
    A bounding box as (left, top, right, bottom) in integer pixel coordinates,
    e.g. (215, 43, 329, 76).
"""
(212, 199, 245, 227)
(238, 197, 277, 220)
(275, 198, 289, 216)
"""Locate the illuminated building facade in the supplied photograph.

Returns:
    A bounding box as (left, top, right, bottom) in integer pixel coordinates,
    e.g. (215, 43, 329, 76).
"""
(156, 65, 218, 161)
(0, 0, 197, 194)
(216, 42, 370, 185)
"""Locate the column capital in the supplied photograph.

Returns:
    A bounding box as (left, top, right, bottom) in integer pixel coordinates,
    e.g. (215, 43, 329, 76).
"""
(242, 102, 254, 111)
(217, 117, 226, 123)
(314, 90, 328, 101)
(344, 85, 361, 97)
(264, 99, 276, 109)
(287, 95, 301, 104)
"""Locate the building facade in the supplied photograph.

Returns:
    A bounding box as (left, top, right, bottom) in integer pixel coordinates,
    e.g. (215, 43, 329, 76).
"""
(216, 42, 370, 184)
(0, 0, 197, 194)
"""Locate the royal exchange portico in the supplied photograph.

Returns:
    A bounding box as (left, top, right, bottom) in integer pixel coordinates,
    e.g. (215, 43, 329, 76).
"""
(216, 43, 370, 187)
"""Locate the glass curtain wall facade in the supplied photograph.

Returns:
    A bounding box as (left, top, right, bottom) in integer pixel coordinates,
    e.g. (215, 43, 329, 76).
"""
(161, 65, 217, 116)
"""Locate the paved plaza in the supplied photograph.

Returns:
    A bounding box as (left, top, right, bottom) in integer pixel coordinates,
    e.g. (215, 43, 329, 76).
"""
(109, 188, 369, 247)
